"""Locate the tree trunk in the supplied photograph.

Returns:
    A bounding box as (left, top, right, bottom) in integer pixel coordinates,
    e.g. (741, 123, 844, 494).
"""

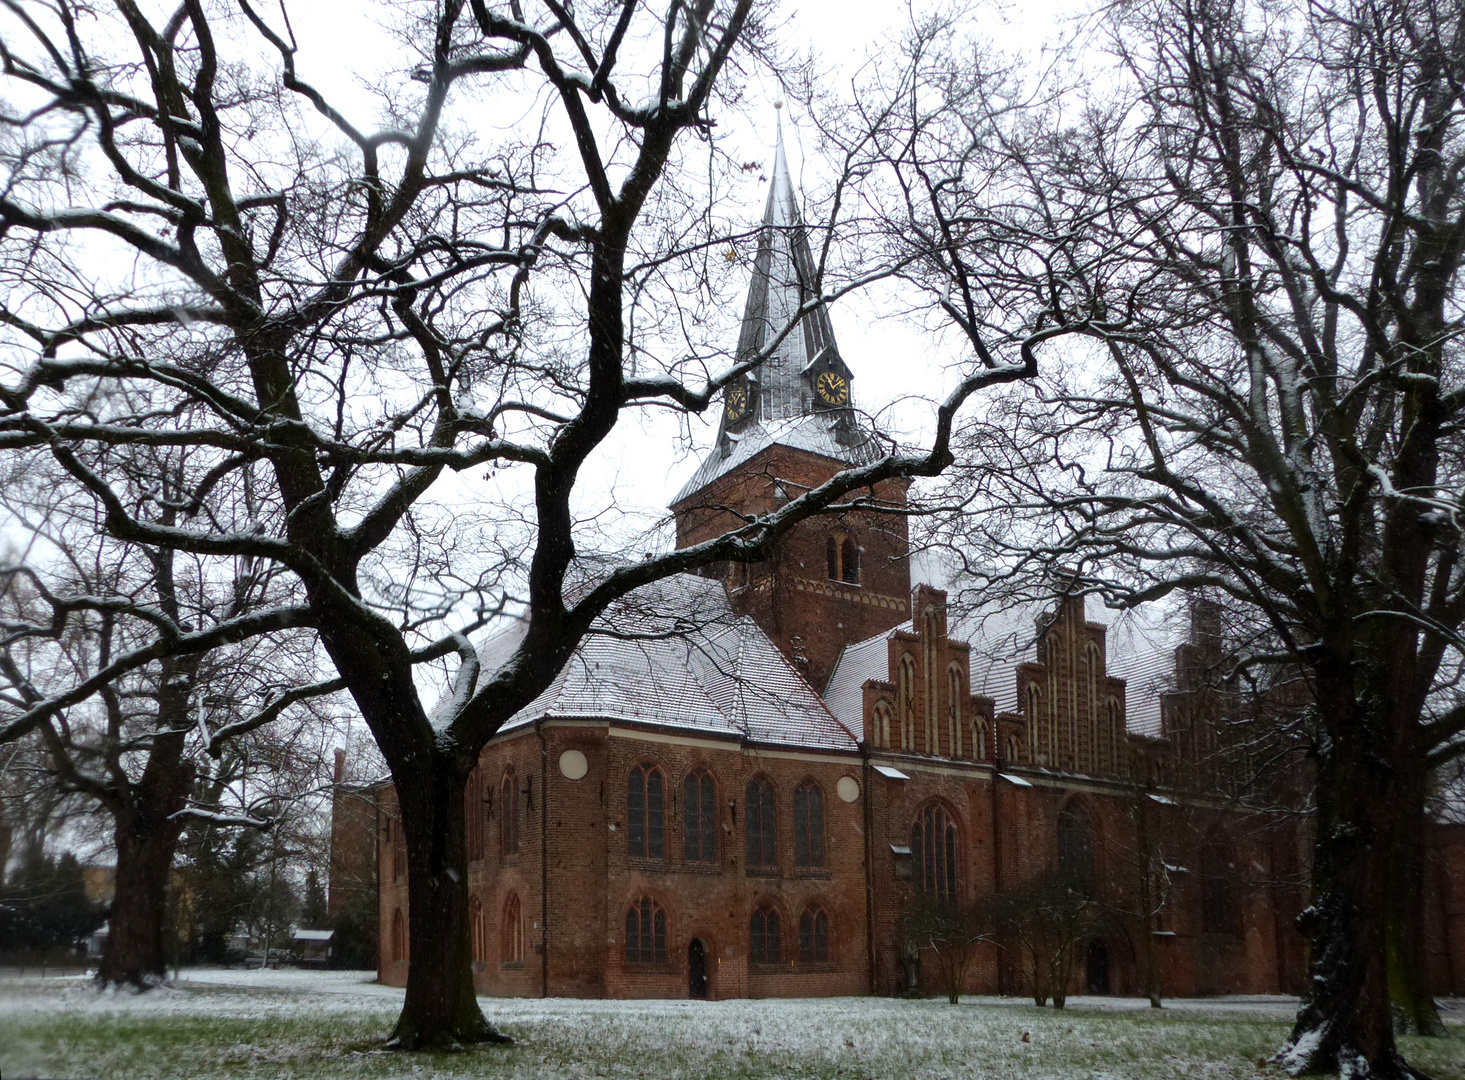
(1282, 686, 1432, 1080)
(95, 726, 191, 990)
(1387, 800, 1446, 1037)
(96, 810, 185, 988)
(387, 758, 510, 1050)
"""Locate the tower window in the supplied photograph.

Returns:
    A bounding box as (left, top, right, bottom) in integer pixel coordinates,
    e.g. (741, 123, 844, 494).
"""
(826, 533, 861, 584)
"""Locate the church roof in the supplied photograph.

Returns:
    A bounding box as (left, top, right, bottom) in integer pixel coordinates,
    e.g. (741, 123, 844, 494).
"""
(674, 115, 882, 507)
(672, 412, 884, 505)
(463, 574, 858, 753)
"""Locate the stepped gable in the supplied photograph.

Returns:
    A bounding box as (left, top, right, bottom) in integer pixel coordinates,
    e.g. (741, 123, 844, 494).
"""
(457, 573, 856, 752)
(674, 115, 881, 508)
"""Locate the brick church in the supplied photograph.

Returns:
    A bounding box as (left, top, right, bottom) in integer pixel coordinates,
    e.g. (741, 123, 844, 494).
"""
(363, 125, 1465, 1001)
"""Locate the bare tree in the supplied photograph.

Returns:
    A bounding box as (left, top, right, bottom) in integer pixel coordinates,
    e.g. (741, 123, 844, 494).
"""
(0, 449, 340, 987)
(902, 894, 992, 1004)
(923, 0, 1465, 1074)
(990, 871, 1104, 1008)
(0, 0, 1072, 1049)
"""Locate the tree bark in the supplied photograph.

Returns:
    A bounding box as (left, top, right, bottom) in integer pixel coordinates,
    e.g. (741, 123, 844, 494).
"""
(94, 728, 191, 990)
(1387, 800, 1446, 1037)
(96, 812, 185, 988)
(1283, 679, 1433, 1079)
(387, 755, 510, 1050)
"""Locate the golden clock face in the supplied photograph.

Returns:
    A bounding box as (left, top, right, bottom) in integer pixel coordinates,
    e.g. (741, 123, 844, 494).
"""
(724, 384, 750, 420)
(815, 371, 849, 406)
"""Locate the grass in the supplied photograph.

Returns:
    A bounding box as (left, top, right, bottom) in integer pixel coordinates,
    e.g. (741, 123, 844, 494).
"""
(1, 975, 1462, 1079)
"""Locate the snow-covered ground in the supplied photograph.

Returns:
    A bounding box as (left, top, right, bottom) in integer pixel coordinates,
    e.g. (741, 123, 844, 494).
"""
(1, 968, 1461, 1080)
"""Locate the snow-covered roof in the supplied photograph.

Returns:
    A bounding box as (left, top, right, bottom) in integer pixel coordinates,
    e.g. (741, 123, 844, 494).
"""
(1110, 649, 1174, 737)
(292, 929, 333, 942)
(468, 574, 857, 753)
(672, 412, 884, 506)
(824, 622, 907, 734)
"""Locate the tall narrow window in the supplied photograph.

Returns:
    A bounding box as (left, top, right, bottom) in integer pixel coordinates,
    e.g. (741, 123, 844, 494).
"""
(911, 804, 958, 904)
(799, 907, 830, 963)
(624, 896, 667, 964)
(745, 777, 777, 870)
(502, 891, 524, 963)
(974, 720, 987, 761)
(391, 908, 406, 963)
(947, 664, 963, 759)
(874, 700, 893, 748)
(683, 768, 717, 863)
(470, 894, 488, 963)
(501, 768, 520, 855)
(750, 905, 782, 964)
(628, 763, 665, 860)
(1057, 802, 1096, 896)
(826, 535, 839, 580)
(466, 767, 484, 862)
(793, 782, 825, 868)
(898, 653, 917, 751)
(840, 537, 860, 584)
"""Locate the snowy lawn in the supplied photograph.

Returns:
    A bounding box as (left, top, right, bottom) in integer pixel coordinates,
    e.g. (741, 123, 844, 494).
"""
(1, 969, 1462, 1080)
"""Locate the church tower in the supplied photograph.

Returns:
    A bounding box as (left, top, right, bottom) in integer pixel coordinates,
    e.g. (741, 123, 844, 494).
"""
(671, 116, 911, 691)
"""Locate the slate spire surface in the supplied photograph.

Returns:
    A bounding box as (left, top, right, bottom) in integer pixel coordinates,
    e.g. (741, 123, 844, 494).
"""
(674, 110, 879, 506)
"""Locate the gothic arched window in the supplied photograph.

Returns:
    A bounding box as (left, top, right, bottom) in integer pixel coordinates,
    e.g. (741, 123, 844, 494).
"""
(501, 768, 520, 856)
(911, 803, 958, 904)
(683, 768, 717, 864)
(974, 719, 987, 761)
(750, 904, 782, 964)
(1058, 801, 1096, 895)
(840, 537, 860, 584)
(502, 891, 524, 964)
(466, 766, 485, 862)
(391, 908, 406, 964)
(898, 653, 917, 751)
(873, 700, 893, 748)
(793, 781, 825, 868)
(799, 906, 830, 963)
(745, 776, 778, 870)
(826, 535, 839, 580)
(625, 896, 667, 964)
(628, 763, 665, 860)
(470, 893, 488, 963)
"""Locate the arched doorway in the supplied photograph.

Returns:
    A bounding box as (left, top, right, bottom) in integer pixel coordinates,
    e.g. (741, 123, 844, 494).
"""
(1085, 938, 1110, 995)
(688, 938, 709, 999)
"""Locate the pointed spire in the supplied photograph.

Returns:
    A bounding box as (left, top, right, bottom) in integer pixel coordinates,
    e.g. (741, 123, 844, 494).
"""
(728, 106, 851, 425)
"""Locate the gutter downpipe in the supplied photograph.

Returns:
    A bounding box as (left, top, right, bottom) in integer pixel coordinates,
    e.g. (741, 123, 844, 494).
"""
(537, 718, 549, 998)
(862, 742, 877, 996)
